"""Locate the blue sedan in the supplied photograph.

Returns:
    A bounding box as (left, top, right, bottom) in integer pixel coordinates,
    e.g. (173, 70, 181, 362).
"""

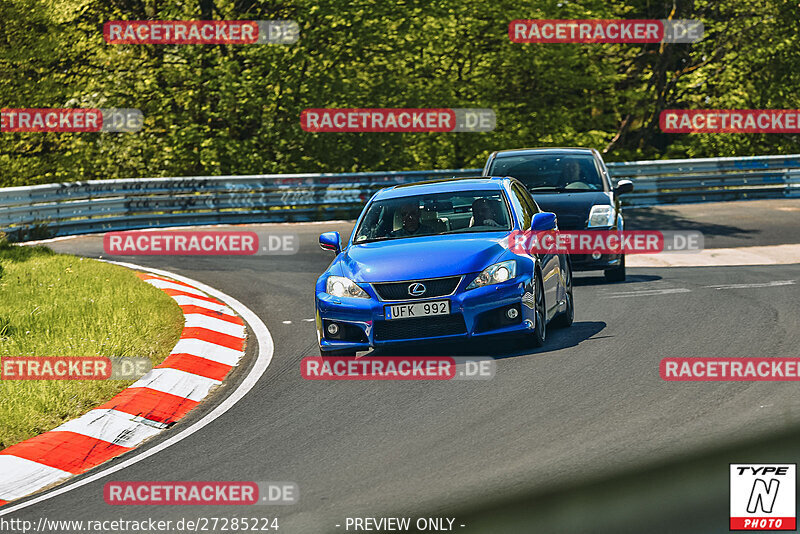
(315, 177, 574, 356)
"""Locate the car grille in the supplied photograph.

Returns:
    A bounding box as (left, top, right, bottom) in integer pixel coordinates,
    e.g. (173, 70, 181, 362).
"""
(373, 314, 467, 342)
(555, 215, 586, 230)
(372, 276, 461, 301)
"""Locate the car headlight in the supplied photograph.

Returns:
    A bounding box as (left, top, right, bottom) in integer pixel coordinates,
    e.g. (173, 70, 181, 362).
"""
(326, 275, 370, 298)
(587, 205, 615, 228)
(466, 260, 517, 290)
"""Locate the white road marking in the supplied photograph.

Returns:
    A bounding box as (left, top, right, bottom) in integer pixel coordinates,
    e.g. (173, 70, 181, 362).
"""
(601, 280, 796, 298)
(53, 409, 163, 448)
(627, 243, 800, 267)
(303, 318, 315, 322)
(170, 338, 244, 366)
(183, 314, 245, 338)
(604, 288, 692, 298)
(0, 262, 275, 517)
(170, 295, 235, 315)
(144, 279, 208, 297)
(705, 280, 796, 290)
(0, 457, 72, 501)
(282, 320, 292, 324)
(129, 368, 221, 402)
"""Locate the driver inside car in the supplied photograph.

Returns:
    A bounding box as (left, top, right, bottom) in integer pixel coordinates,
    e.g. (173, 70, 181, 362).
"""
(390, 201, 436, 237)
(557, 160, 582, 188)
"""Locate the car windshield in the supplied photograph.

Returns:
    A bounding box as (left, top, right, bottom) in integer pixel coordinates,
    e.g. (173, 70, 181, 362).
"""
(489, 154, 605, 192)
(353, 190, 512, 243)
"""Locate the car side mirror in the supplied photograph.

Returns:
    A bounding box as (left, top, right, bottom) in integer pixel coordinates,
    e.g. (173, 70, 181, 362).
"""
(531, 212, 557, 231)
(615, 179, 634, 196)
(319, 231, 341, 254)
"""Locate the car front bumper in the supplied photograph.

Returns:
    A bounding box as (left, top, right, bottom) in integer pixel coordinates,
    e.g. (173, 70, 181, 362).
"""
(570, 252, 623, 271)
(315, 276, 537, 352)
(557, 224, 624, 272)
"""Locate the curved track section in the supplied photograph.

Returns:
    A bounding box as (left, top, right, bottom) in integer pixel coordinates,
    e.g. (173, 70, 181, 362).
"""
(2, 200, 799, 533)
(0, 263, 274, 517)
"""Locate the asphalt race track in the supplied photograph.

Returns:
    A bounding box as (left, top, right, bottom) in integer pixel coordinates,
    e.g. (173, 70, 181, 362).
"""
(4, 199, 800, 533)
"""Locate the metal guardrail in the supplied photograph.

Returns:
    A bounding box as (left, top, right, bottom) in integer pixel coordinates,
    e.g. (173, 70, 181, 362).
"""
(608, 153, 800, 206)
(1, 155, 799, 241)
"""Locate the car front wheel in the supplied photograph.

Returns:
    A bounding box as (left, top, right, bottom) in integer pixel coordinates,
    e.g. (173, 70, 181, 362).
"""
(552, 259, 574, 328)
(604, 254, 626, 283)
(529, 272, 547, 347)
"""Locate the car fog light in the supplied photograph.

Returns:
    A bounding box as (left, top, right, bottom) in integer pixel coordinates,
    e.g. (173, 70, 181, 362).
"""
(592, 251, 602, 260)
(327, 323, 339, 336)
(506, 308, 519, 319)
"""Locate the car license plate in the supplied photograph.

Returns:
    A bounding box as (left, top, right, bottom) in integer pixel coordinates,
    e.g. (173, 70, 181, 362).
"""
(385, 300, 450, 320)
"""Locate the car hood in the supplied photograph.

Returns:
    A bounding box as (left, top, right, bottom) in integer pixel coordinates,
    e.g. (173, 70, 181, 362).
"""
(532, 191, 613, 229)
(341, 233, 508, 283)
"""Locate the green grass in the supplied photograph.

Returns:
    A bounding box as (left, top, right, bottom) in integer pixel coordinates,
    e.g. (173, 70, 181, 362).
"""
(0, 238, 184, 449)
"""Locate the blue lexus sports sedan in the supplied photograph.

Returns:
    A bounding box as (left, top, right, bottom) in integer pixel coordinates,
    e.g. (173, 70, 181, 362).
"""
(314, 177, 574, 356)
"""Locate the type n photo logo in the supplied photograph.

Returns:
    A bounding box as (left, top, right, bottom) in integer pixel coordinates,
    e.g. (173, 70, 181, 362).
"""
(730, 464, 796, 530)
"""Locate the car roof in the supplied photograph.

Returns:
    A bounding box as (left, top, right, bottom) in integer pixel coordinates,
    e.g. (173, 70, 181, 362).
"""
(492, 147, 596, 158)
(375, 177, 508, 200)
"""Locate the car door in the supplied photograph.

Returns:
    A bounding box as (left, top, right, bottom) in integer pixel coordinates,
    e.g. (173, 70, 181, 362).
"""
(510, 183, 560, 317)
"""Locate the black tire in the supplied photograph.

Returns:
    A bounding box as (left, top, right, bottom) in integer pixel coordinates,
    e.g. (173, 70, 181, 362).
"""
(604, 254, 626, 283)
(552, 259, 574, 328)
(529, 271, 547, 347)
(320, 348, 357, 357)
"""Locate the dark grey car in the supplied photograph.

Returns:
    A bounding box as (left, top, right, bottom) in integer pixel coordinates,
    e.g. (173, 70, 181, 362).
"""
(483, 147, 633, 282)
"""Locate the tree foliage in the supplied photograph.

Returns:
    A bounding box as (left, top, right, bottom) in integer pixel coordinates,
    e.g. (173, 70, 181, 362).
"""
(0, 0, 797, 186)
